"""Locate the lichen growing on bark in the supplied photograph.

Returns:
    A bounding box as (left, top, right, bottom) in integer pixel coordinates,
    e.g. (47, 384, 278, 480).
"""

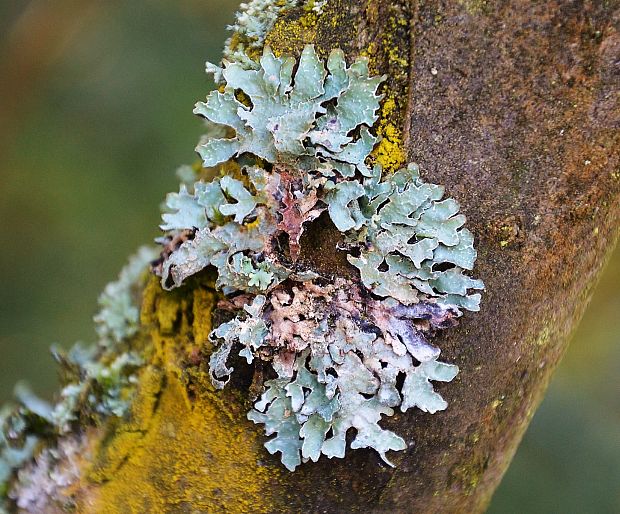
(0, 247, 156, 512)
(223, 0, 299, 69)
(84, 296, 282, 514)
(1, 0, 616, 509)
(154, 44, 484, 470)
(0, 3, 483, 498)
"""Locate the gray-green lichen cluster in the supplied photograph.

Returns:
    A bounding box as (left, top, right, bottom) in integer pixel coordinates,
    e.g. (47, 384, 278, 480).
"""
(155, 45, 484, 470)
(0, 247, 156, 510)
(222, 0, 297, 69)
(196, 44, 383, 175)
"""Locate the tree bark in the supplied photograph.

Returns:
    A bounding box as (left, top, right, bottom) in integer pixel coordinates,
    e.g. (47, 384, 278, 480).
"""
(33, 1, 620, 512)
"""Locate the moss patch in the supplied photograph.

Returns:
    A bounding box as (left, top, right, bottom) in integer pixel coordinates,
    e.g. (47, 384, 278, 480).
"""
(82, 282, 279, 513)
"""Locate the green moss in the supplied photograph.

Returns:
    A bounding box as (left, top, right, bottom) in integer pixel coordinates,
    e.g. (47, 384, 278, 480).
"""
(84, 282, 281, 513)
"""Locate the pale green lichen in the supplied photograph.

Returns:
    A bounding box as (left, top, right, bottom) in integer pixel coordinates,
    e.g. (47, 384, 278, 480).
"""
(347, 164, 484, 310)
(0, 408, 37, 500)
(0, 247, 155, 508)
(94, 246, 159, 345)
(154, 44, 484, 471)
(158, 167, 287, 293)
(195, 45, 384, 177)
(209, 295, 269, 387)
(9, 433, 88, 512)
(212, 280, 463, 470)
(222, 0, 298, 70)
(158, 46, 386, 292)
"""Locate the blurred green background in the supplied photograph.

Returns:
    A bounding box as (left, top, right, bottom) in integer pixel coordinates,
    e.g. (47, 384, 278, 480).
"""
(0, 1, 618, 512)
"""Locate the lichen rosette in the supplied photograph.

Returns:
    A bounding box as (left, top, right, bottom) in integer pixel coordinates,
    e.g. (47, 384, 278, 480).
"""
(154, 44, 484, 470)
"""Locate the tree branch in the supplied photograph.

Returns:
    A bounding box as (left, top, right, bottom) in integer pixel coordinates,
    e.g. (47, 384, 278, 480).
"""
(11, 1, 619, 512)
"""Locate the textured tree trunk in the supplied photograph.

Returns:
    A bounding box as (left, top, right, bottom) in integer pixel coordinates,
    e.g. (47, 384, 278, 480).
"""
(30, 1, 620, 512)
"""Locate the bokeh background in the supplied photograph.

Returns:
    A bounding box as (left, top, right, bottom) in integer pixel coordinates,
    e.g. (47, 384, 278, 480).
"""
(0, 1, 618, 512)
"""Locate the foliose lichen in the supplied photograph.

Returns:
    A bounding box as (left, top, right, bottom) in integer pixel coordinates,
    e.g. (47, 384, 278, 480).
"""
(222, 0, 298, 70)
(0, 2, 485, 505)
(0, 247, 156, 510)
(154, 44, 484, 470)
(195, 44, 384, 176)
(9, 434, 89, 513)
(94, 246, 159, 345)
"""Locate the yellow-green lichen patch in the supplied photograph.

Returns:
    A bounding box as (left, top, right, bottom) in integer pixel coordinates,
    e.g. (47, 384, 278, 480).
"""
(86, 377, 278, 513)
(372, 96, 407, 173)
(89, 378, 277, 513)
(490, 398, 503, 410)
(192, 287, 216, 347)
(487, 215, 524, 249)
(360, 41, 379, 71)
(154, 291, 182, 335)
(534, 325, 552, 347)
(84, 286, 280, 514)
(451, 461, 483, 494)
(264, 10, 319, 57)
(264, 1, 354, 60)
(360, 6, 411, 173)
(459, 0, 492, 15)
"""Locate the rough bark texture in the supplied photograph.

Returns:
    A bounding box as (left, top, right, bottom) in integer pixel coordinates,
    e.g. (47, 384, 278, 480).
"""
(37, 0, 620, 512)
